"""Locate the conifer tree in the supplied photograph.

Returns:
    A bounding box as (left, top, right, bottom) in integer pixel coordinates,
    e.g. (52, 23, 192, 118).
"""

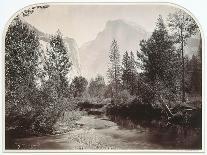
(122, 51, 137, 94)
(168, 10, 199, 102)
(137, 15, 179, 98)
(122, 51, 131, 90)
(107, 39, 122, 97)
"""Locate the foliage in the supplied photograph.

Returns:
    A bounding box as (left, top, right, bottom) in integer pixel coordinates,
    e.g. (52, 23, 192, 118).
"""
(168, 10, 198, 44)
(43, 30, 72, 97)
(5, 18, 75, 135)
(70, 76, 88, 98)
(168, 9, 199, 102)
(114, 90, 135, 105)
(185, 55, 202, 95)
(107, 39, 122, 97)
(88, 75, 106, 98)
(122, 51, 137, 95)
(103, 84, 113, 98)
(5, 17, 40, 125)
(31, 31, 74, 133)
(53, 110, 85, 134)
(137, 15, 179, 102)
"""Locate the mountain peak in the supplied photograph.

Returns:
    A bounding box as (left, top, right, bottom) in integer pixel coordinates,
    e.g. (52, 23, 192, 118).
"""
(79, 19, 149, 79)
(105, 19, 146, 33)
(106, 19, 126, 26)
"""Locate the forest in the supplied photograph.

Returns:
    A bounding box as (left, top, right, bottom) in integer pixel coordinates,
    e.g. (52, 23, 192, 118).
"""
(5, 6, 202, 149)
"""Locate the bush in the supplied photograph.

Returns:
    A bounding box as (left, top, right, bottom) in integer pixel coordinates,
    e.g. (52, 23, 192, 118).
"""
(53, 110, 86, 134)
(107, 96, 163, 121)
(30, 89, 77, 134)
(113, 90, 135, 105)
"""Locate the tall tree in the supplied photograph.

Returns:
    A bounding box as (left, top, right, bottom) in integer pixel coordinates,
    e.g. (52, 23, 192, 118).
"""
(137, 15, 179, 98)
(168, 9, 199, 102)
(5, 17, 40, 116)
(122, 51, 137, 94)
(129, 51, 137, 94)
(122, 51, 131, 90)
(107, 39, 122, 97)
(197, 37, 202, 95)
(44, 30, 72, 97)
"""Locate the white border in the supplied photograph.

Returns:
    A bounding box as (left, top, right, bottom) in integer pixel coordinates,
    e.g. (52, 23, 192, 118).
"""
(1, 1, 206, 154)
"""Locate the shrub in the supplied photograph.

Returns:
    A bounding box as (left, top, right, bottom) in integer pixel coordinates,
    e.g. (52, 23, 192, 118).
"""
(114, 90, 135, 105)
(53, 110, 86, 134)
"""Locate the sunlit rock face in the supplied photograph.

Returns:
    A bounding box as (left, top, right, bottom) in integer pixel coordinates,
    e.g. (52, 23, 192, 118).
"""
(27, 22, 82, 81)
(63, 37, 81, 80)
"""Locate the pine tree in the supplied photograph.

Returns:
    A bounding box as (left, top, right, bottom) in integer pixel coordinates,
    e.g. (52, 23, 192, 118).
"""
(168, 9, 199, 102)
(122, 51, 131, 90)
(197, 37, 202, 95)
(107, 39, 122, 97)
(129, 51, 137, 94)
(137, 15, 179, 98)
(122, 51, 137, 95)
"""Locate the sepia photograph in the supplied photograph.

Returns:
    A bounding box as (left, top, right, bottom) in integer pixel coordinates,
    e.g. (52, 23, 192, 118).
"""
(4, 3, 202, 151)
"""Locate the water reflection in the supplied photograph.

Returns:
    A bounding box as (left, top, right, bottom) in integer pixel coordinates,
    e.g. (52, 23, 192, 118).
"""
(107, 115, 202, 149)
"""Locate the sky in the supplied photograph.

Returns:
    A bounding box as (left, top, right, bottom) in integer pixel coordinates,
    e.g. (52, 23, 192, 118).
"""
(23, 4, 178, 47)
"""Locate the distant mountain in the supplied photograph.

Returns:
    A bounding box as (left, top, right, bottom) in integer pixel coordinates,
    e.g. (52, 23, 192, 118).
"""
(79, 19, 201, 80)
(79, 19, 149, 79)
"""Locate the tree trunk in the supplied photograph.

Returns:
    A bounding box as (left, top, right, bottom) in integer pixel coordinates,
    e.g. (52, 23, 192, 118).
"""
(159, 96, 174, 117)
(181, 28, 186, 102)
(114, 65, 118, 98)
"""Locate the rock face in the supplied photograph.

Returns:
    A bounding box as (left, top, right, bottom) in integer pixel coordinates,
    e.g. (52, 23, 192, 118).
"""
(63, 37, 81, 79)
(28, 23, 81, 80)
(79, 19, 149, 79)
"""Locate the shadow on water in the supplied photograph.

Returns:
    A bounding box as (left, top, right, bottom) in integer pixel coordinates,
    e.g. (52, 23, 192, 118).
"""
(107, 115, 202, 149)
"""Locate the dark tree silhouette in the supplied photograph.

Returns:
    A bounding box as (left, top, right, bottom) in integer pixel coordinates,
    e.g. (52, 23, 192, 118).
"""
(5, 17, 40, 117)
(137, 15, 179, 99)
(168, 9, 199, 102)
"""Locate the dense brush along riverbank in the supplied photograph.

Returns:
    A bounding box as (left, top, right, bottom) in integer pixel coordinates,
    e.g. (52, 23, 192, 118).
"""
(6, 98, 202, 150)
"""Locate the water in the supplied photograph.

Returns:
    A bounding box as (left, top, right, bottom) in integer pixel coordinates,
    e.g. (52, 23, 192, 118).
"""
(6, 114, 202, 150)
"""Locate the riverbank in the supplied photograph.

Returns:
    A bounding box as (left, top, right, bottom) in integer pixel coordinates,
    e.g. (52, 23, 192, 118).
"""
(6, 114, 201, 150)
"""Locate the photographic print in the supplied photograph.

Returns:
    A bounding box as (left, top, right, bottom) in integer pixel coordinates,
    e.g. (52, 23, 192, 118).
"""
(4, 3, 202, 151)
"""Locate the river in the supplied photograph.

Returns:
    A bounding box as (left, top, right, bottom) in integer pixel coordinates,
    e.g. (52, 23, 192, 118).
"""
(7, 114, 202, 150)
